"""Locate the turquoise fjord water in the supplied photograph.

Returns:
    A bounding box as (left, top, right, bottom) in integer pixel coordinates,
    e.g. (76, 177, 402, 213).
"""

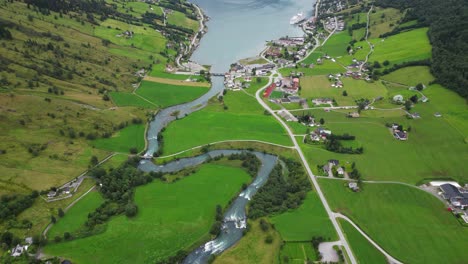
(191, 0, 315, 72)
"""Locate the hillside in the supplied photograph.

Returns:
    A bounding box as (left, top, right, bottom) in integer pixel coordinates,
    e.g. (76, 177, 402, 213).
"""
(0, 0, 201, 239)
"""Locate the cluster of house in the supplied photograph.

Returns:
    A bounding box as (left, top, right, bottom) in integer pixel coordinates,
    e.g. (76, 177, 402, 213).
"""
(391, 123, 408, 141)
(11, 237, 33, 257)
(323, 159, 349, 179)
(328, 73, 344, 88)
(310, 127, 332, 141)
(224, 62, 275, 89)
(272, 37, 305, 47)
(324, 16, 345, 31)
(267, 36, 314, 64)
(47, 178, 82, 200)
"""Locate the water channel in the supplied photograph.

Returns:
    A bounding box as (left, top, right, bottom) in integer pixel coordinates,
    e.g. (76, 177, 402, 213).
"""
(141, 0, 316, 262)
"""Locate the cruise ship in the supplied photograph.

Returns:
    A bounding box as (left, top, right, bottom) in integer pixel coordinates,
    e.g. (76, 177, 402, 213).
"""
(290, 12, 305, 24)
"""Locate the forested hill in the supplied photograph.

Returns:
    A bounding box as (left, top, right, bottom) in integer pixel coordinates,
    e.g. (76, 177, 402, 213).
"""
(375, 0, 468, 99)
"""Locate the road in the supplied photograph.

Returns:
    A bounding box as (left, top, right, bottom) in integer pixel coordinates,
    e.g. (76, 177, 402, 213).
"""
(360, 5, 374, 72)
(255, 73, 358, 264)
(335, 213, 403, 264)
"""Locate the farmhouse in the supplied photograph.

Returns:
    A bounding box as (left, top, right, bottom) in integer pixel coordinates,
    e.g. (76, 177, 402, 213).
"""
(393, 94, 404, 103)
(439, 184, 468, 209)
(348, 182, 360, 192)
(394, 131, 407, 141)
(337, 167, 344, 175)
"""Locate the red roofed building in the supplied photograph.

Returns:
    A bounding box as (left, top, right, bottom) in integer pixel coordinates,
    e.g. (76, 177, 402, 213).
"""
(263, 83, 276, 98)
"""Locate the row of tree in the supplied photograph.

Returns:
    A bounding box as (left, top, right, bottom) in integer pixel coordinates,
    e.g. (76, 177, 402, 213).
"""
(248, 158, 310, 219)
(0, 191, 38, 221)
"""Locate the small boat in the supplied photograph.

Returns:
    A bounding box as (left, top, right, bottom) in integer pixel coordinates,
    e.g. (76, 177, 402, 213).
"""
(290, 12, 305, 25)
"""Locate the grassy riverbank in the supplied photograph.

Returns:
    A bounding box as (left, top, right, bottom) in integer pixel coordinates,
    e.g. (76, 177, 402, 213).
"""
(43, 163, 251, 263)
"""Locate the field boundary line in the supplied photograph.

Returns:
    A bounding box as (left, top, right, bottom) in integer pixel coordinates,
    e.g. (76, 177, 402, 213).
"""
(157, 140, 296, 159)
(335, 213, 404, 264)
(143, 76, 211, 88)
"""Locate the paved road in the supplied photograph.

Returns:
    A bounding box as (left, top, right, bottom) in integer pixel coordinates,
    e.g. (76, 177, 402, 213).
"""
(255, 74, 358, 264)
(335, 212, 403, 264)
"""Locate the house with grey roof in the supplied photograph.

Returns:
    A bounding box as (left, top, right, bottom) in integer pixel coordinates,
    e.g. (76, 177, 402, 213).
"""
(440, 184, 468, 209)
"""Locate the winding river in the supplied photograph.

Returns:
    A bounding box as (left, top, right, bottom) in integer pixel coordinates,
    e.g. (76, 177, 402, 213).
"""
(139, 150, 277, 263)
(142, 0, 315, 262)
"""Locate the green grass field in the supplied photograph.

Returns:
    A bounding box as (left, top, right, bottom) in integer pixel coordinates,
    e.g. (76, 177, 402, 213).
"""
(161, 88, 292, 155)
(95, 19, 167, 53)
(319, 179, 468, 264)
(48, 191, 104, 239)
(44, 163, 251, 263)
(368, 7, 404, 37)
(135, 80, 208, 108)
(92, 124, 146, 153)
(214, 219, 281, 264)
(167, 10, 199, 32)
(280, 242, 316, 264)
(109, 92, 157, 108)
(300, 76, 387, 106)
(366, 28, 432, 66)
(271, 192, 337, 241)
(297, 100, 467, 183)
(339, 219, 387, 264)
(381, 66, 435, 86)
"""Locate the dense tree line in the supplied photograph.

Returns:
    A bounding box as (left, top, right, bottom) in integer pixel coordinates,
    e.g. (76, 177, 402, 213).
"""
(248, 159, 309, 219)
(324, 137, 363, 154)
(0, 191, 38, 221)
(376, 0, 468, 99)
(227, 152, 261, 177)
(24, 0, 114, 16)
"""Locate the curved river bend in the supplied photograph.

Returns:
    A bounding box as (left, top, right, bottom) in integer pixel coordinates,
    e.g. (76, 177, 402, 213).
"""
(139, 150, 277, 263)
(142, 0, 316, 262)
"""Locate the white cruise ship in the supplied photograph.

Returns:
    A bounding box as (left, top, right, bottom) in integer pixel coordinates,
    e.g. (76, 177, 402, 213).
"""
(290, 12, 305, 24)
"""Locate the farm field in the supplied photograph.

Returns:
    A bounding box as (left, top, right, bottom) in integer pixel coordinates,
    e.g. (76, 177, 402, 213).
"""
(339, 219, 388, 264)
(279, 242, 316, 264)
(271, 192, 337, 241)
(213, 219, 281, 264)
(300, 76, 387, 106)
(167, 10, 199, 32)
(43, 163, 251, 263)
(368, 7, 403, 37)
(366, 28, 431, 66)
(135, 80, 208, 108)
(48, 191, 104, 239)
(92, 124, 146, 153)
(381, 66, 435, 86)
(161, 88, 292, 155)
(95, 19, 167, 53)
(296, 99, 467, 184)
(109, 92, 157, 108)
(318, 179, 468, 264)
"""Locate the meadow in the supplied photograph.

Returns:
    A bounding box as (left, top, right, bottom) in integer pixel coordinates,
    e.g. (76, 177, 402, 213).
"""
(213, 219, 281, 264)
(339, 219, 388, 264)
(161, 88, 292, 155)
(381, 66, 435, 86)
(279, 242, 316, 264)
(109, 92, 157, 108)
(135, 80, 208, 108)
(366, 28, 432, 66)
(318, 179, 468, 264)
(300, 76, 387, 106)
(271, 192, 337, 241)
(368, 7, 404, 38)
(47, 191, 104, 239)
(44, 163, 251, 263)
(167, 10, 199, 32)
(92, 124, 146, 153)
